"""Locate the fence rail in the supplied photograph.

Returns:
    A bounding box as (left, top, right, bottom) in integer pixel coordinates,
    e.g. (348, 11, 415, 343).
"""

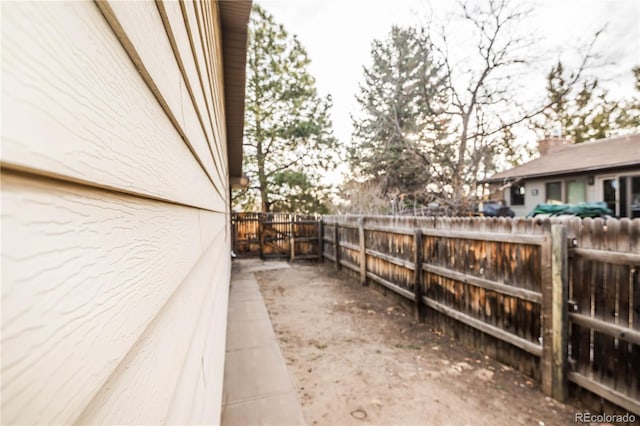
(322, 215, 640, 416)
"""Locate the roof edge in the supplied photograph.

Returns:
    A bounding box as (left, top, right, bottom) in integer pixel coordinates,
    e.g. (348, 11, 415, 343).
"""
(219, 1, 252, 184)
(480, 160, 640, 184)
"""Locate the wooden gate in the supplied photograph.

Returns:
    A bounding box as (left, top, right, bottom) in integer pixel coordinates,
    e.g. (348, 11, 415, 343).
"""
(232, 212, 322, 260)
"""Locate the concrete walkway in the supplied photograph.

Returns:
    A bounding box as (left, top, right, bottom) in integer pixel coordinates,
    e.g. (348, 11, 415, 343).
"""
(221, 259, 306, 426)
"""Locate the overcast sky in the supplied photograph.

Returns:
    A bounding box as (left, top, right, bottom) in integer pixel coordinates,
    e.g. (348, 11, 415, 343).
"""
(256, 0, 640, 148)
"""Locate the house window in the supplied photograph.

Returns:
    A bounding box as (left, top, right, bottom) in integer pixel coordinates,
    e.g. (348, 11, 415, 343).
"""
(620, 177, 627, 217)
(546, 182, 562, 204)
(622, 175, 640, 218)
(603, 178, 617, 214)
(632, 176, 640, 218)
(511, 182, 525, 206)
(566, 180, 586, 204)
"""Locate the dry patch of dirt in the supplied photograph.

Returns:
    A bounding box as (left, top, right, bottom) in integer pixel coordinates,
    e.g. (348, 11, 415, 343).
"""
(256, 263, 581, 426)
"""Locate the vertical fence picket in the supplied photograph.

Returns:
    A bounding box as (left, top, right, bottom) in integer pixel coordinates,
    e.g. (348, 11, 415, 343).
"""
(551, 224, 568, 401)
(318, 219, 324, 262)
(602, 219, 619, 391)
(358, 217, 366, 286)
(414, 228, 424, 322)
(616, 219, 631, 396)
(334, 221, 340, 271)
(574, 218, 591, 380)
(591, 219, 606, 387)
(630, 220, 640, 401)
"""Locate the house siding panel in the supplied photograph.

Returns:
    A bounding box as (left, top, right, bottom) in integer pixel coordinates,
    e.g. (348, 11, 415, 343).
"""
(508, 172, 640, 217)
(101, 0, 227, 193)
(183, 1, 227, 158)
(157, 0, 227, 174)
(76, 231, 228, 425)
(507, 180, 545, 217)
(0, 1, 223, 211)
(1, 1, 235, 424)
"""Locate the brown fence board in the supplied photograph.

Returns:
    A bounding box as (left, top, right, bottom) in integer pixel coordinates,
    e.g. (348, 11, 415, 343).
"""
(630, 220, 640, 401)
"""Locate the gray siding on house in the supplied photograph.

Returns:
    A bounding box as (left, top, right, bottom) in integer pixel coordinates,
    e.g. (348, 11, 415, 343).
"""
(1, 1, 237, 424)
(508, 170, 640, 217)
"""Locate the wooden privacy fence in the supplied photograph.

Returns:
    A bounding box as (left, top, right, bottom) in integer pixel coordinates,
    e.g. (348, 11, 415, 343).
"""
(321, 215, 640, 415)
(231, 212, 321, 260)
(560, 217, 640, 415)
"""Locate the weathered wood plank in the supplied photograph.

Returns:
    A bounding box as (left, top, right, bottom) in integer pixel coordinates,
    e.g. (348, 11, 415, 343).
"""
(613, 219, 631, 396)
(340, 241, 360, 253)
(422, 263, 542, 303)
(568, 313, 640, 346)
(568, 372, 640, 416)
(571, 247, 640, 265)
(421, 296, 543, 357)
(551, 224, 569, 401)
(574, 219, 594, 378)
(414, 229, 425, 322)
(420, 228, 547, 245)
(334, 223, 341, 271)
(339, 258, 359, 274)
(366, 271, 415, 300)
(366, 248, 415, 271)
(591, 219, 607, 390)
(358, 218, 367, 285)
(539, 219, 553, 396)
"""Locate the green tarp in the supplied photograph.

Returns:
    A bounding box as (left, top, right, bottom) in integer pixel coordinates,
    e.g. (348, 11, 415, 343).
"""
(527, 201, 613, 218)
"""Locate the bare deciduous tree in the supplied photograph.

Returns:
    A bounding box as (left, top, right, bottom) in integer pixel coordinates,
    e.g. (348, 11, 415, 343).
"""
(434, 0, 601, 212)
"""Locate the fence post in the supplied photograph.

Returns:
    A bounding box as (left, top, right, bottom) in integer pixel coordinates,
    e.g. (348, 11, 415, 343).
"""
(290, 214, 296, 262)
(551, 223, 569, 401)
(541, 221, 569, 400)
(414, 228, 425, 322)
(318, 217, 324, 262)
(540, 219, 553, 396)
(358, 217, 367, 286)
(259, 213, 265, 260)
(334, 221, 340, 271)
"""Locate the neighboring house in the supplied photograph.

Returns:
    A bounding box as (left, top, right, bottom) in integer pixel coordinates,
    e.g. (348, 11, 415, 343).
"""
(1, 1, 250, 425)
(482, 134, 640, 217)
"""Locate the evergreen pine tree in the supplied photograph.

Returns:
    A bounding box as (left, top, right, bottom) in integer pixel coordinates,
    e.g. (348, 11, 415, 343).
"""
(236, 5, 338, 213)
(349, 26, 451, 207)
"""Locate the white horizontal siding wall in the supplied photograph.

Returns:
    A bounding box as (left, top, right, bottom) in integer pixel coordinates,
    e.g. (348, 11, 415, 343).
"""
(1, 1, 231, 424)
(516, 179, 545, 217)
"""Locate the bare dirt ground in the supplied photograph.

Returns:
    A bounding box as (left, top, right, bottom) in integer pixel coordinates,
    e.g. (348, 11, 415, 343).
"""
(256, 263, 581, 426)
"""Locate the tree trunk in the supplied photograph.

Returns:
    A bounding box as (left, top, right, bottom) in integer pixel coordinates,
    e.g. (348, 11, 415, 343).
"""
(256, 133, 270, 213)
(452, 112, 470, 212)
